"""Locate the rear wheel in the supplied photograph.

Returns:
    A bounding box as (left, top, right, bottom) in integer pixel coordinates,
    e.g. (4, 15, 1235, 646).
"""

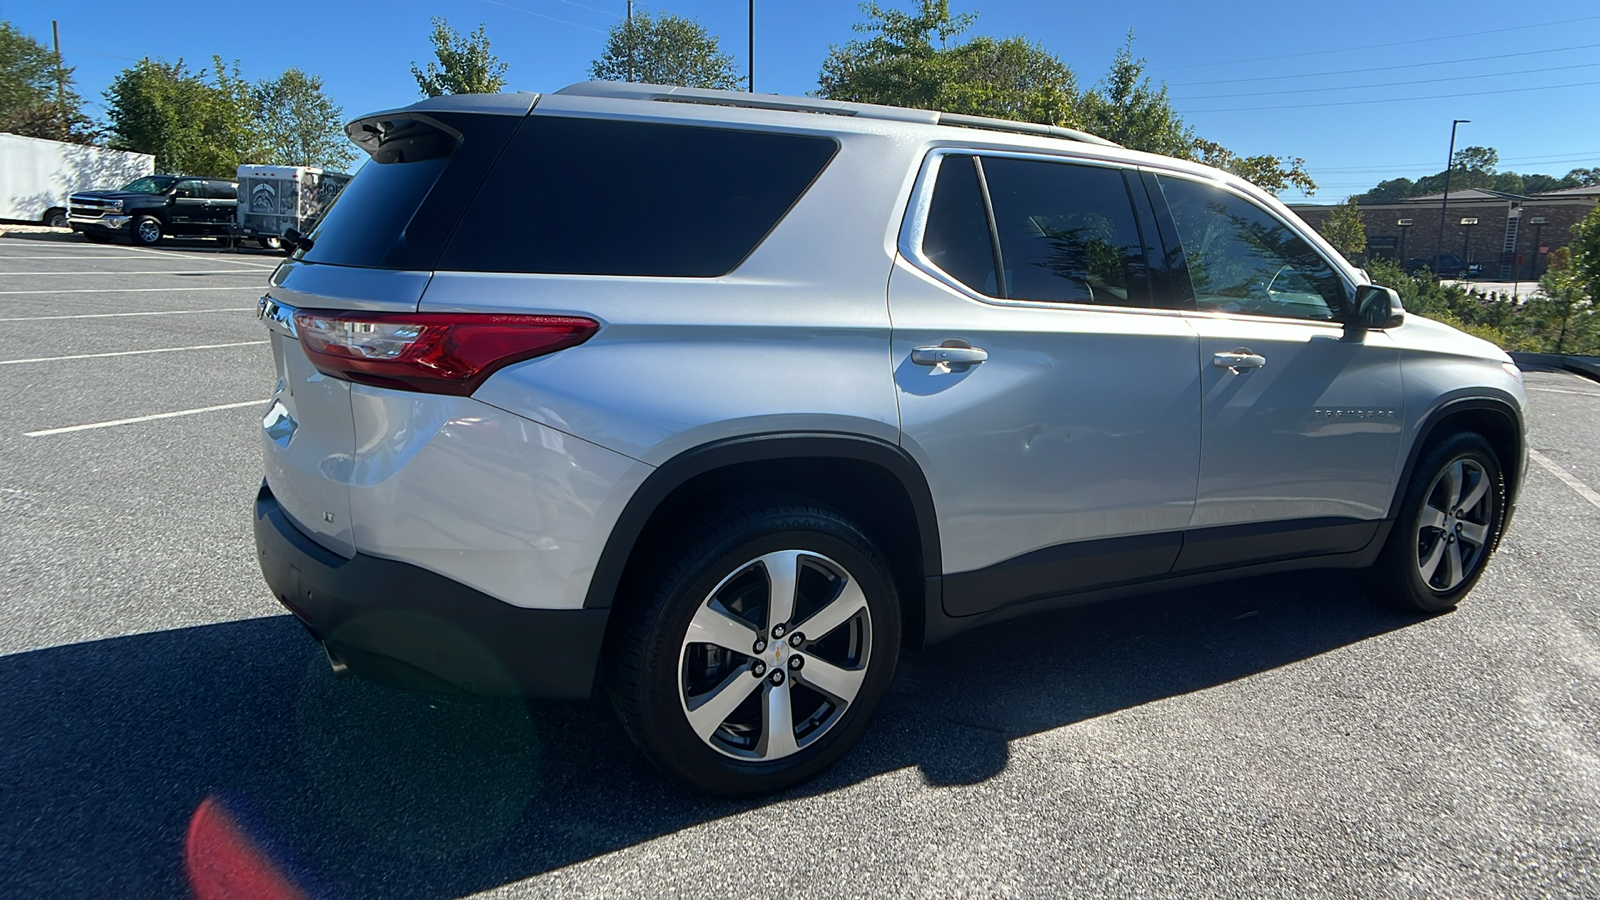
(1374, 431, 1505, 613)
(258, 236, 283, 251)
(131, 215, 163, 247)
(43, 207, 68, 228)
(608, 499, 900, 795)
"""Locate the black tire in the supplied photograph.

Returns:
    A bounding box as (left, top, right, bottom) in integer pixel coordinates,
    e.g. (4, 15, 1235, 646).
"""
(82, 232, 112, 244)
(43, 208, 68, 228)
(1373, 431, 1506, 613)
(130, 215, 163, 247)
(258, 236, 283, 251)
(608, 498, 900, 795)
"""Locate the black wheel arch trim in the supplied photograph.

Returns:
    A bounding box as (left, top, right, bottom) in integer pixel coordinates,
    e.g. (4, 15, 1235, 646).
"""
(582, 432, 943, 610)
(1389, 388, 1525, 521)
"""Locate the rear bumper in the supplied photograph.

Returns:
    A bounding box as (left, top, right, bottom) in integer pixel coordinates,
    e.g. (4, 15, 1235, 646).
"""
(253, 482, 609, 700)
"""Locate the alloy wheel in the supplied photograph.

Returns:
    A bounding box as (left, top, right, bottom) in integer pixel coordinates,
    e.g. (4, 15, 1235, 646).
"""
(1415, 456, 1494, 592)
(137, 220, 161, 244)
(677, 550, 872, 761)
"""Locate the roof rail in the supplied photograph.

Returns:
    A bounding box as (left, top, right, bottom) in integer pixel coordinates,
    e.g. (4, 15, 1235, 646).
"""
(554, 81, 1119, 147)
(934, 112, 1119, 148)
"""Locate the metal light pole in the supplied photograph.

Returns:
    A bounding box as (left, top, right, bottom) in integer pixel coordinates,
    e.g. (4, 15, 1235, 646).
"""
(1434, 119, 1470, 268)
(626, 1, 633, 83)
(749, 1, 754, 92)
(1530, 217, 1547, 279)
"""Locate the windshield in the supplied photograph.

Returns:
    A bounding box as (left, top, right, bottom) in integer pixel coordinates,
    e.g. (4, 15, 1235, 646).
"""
(120, 176, 177, 194)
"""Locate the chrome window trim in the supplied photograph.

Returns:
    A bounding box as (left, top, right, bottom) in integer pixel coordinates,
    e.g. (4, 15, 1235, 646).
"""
(896, 147, 1191, 319)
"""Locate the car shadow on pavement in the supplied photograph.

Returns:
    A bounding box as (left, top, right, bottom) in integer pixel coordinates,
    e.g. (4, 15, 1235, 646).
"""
(0, 572, 1424, 898)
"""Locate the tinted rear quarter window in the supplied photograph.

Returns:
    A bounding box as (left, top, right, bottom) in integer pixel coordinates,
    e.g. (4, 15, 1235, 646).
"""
(921, 155, 998, 295)
(438, 116, 838, 276)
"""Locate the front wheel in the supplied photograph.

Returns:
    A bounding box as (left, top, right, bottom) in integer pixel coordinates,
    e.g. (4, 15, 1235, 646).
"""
(130, 215, 163, 247)
(608, 500, 900, 795)
(1373, 431, 1505, 613)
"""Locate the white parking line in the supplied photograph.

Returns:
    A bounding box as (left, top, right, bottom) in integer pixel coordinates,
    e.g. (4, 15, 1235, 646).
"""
(0, 286, 264, 295)
(114, 244, 280, 268)
(0, 270, 265, 276)
(25, 399, 268, 437)
(0, 308, 252, 322)
(1528, 387, 1600, 398)
(1529, 448, 1600, 512)
(0, 340, 266, 366)
(0, 255, 152, 260)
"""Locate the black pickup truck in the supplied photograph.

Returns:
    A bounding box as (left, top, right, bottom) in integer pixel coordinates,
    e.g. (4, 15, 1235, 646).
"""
(69, 175, 238, 246)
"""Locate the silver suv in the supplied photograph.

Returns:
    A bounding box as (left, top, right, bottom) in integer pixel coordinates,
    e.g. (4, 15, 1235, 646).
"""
(253, 82, 1527, 794)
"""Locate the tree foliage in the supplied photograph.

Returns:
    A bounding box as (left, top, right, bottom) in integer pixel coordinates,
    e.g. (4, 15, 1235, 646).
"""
(818, 1, 1076, 123)
(1352, 146, 1594, 203)
(591, 10, 741, 90)
(0, 20, 91, 141)
(412, 18, 507, 97)
(817, 5, 1313, 195)
(252, 68, 353, 171)
(1322, 197, 1367, 260)
(104, 57, 259, 176)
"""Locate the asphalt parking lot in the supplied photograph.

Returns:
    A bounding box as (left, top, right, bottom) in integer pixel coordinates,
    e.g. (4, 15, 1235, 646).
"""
(3, 232, 1599, 899)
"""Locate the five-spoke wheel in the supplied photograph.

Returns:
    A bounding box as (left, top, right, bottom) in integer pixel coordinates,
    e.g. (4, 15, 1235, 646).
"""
(609, 500, 899, 795)
(1376, 430, 1505, 612)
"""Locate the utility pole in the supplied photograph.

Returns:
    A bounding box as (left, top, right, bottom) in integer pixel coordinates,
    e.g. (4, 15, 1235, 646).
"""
(1434, 118, 1469, 270)
(749, 1, 754, 92)
(52, 21, 66, 136)
(626, 1, 633, 83)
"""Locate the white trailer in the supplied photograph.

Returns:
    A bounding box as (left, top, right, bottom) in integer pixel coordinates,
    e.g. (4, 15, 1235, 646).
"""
(236, 164, 351, 249)
(0, 133, 154, 226)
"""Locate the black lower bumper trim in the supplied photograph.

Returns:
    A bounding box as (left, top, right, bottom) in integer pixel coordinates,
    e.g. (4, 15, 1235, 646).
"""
(253, 482, 609, 700)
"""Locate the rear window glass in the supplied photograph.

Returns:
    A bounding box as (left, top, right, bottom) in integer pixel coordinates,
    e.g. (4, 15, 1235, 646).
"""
(921, 155, 999, 295)
(298, 111, 520, 270)
(438, 116, 838, 276)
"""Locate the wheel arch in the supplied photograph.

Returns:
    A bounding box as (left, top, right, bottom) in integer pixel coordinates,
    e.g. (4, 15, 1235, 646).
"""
(585, 433, 943, 648)
(1390, 390, 1525, 529)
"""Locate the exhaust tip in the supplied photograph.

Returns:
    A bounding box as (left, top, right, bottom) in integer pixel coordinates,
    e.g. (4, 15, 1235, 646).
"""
(323, 642, 351, 678)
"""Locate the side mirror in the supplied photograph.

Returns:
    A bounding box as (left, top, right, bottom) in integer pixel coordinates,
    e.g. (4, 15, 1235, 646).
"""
(282, 227, 311, 253)
(1353, 284, 1404, 330)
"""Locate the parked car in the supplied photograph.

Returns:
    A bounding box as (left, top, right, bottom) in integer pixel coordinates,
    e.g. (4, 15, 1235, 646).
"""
(1404, 254, 1483, 279)
(69, 175, 237, 246)
(253, 82, 1528, 795)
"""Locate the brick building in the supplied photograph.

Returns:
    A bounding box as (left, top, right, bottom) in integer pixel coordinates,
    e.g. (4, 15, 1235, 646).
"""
(1291, 185, 1598, 280)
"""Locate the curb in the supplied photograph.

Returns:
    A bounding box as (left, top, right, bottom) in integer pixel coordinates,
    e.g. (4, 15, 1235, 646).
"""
(1509, 352, 1600, 383)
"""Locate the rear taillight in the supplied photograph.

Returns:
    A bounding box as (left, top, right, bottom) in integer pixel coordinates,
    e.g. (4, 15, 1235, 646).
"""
(292, 310, 598, 396)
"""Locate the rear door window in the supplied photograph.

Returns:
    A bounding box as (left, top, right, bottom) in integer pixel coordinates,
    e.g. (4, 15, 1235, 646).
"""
(438, 116, 838, 276)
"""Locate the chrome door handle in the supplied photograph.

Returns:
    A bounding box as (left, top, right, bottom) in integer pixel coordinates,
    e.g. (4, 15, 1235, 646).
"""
(912, 345, 989, 366)
(1212, 349, 1266, 372)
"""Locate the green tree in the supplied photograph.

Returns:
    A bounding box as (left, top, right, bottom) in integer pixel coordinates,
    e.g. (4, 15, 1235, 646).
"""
(104, 57, 259, 175)
(412, 18, 507, 97)
(0, 20, 90, 141)
(252, 68, 353, 170)
(591, 10, 740, 89)
(818, 1, 1078, 126)
(1078, 34, 1314, 194)
(1567, 167, 1600, 187)
(1322, 197, 1367, 260)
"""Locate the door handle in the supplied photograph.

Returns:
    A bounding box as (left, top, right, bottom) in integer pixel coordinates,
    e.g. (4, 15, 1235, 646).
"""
(1212, 349, 1266, 372)
(912, 344, 989, 366)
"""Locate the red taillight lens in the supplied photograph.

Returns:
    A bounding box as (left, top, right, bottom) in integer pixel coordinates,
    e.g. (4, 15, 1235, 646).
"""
(292, 310, 599, 396)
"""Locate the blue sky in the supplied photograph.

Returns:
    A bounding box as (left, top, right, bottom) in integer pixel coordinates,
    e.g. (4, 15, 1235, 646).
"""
(10, 0, 1600, 203)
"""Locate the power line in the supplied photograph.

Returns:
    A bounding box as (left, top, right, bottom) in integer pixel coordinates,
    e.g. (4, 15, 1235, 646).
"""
(1174, 61, 1600, 101)
(1183, 78, 1600, 113)
(1161, 14, 1600, 70)
(482, 0, 607, 33)
(1310, 152, 1600, 174)
(1168, 42, 1600, 87)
